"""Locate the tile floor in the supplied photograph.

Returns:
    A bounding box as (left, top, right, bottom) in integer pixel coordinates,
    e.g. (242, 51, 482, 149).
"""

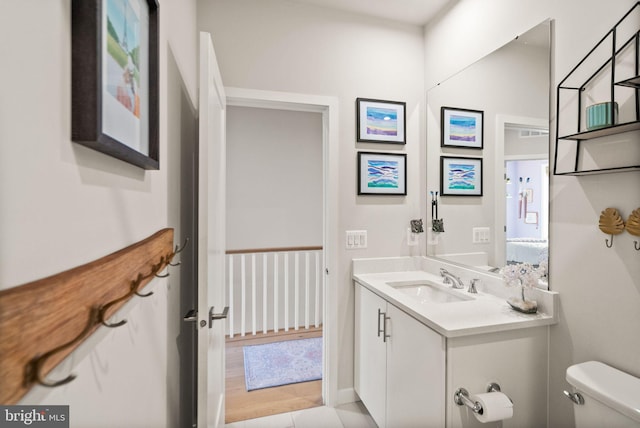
(225, 402, 377, 428)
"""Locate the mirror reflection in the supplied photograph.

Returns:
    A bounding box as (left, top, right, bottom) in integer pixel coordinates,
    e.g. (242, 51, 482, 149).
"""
(426, 21, 551, 284)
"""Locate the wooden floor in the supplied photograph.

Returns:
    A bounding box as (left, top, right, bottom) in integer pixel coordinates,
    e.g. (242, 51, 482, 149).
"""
(225, 327, 323, 423)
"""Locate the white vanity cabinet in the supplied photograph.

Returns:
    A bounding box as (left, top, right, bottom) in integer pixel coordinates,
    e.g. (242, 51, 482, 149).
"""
(354, 284, 446, 428)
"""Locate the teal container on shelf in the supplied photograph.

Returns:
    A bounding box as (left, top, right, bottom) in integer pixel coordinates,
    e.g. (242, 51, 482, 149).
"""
(586, 101, 618, 130)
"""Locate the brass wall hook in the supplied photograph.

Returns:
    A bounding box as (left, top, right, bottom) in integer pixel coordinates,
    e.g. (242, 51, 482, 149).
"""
(626, 208, 640, 251)
(25, 307, 100, 388)
(599, 207, 625, 248)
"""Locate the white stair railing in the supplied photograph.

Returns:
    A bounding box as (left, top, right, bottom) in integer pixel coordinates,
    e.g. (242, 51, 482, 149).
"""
(225, 246, 323, 337)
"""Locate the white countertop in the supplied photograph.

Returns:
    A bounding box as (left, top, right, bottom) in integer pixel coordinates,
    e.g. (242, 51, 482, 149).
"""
(353, 262, 558, 338)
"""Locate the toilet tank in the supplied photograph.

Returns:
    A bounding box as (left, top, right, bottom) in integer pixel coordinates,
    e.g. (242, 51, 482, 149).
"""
(566, 361, 640, 427)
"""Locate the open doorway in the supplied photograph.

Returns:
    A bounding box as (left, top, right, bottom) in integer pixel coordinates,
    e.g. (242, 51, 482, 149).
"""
(504, 158, 549, 266)
(224, 105, 324, 423)
(501, 121, 549, 275)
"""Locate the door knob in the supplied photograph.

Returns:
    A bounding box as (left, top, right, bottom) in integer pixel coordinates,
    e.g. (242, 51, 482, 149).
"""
(184, 309, 207, 328)
(209, 306, 229, 328)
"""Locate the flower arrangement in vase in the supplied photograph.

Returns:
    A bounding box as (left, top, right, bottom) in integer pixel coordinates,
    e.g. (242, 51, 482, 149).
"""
(501, 262, 543, 313)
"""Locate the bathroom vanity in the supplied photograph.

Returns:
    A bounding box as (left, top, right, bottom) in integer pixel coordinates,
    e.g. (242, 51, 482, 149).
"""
(353, 256, 558, 428)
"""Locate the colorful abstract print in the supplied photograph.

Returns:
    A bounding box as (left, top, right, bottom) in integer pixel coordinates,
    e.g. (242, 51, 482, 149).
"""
(367, 160, 399, 189)
(106, 0, 141, 118)
(447, 163, 476, 190)
(449, 114, 476, 142)
(366, 107, 398, 136)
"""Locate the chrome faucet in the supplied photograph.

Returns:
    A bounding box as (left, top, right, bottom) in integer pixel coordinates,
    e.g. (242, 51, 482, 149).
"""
(440, 268, 464, 289)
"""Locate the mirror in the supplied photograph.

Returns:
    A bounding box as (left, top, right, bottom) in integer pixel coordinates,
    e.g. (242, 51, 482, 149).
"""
(426, 20, 551, 285)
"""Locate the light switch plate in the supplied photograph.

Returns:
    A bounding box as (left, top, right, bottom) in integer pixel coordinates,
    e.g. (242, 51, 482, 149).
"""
(346, 230, 367, 249)
(472, 227, 491, 244)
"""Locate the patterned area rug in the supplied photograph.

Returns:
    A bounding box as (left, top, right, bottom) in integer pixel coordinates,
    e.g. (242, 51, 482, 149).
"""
(243, 337, 322, 391)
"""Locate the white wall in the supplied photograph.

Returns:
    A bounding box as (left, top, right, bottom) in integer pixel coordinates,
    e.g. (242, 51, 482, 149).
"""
(0, 0, 199, 426)
(226, 106, 323, 250)
(425, 1, 640, 426)
(198, 0, 425, 398)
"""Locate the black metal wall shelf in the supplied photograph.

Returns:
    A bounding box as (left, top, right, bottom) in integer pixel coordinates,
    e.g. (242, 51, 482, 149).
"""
(555, 165, 640, 176)
(554, 2, 640, 176)
(558, 121, 640, 141)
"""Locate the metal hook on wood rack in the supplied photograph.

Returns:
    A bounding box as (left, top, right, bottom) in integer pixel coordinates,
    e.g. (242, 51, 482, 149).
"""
(25, 307, 100, 388)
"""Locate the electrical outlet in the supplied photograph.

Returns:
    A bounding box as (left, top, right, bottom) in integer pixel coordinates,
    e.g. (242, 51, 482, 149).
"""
(473, 227, 491, 244)
(407, 228, 418, 246)
(346, 230, 367, 249)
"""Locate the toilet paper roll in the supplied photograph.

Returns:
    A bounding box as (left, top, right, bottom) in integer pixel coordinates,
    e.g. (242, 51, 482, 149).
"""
(471, 392, 513, 423)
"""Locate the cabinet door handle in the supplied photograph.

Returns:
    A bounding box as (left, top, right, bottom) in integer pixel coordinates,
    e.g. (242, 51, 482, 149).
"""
(377, 308, 384, 337)
(382, 314, 390, 343)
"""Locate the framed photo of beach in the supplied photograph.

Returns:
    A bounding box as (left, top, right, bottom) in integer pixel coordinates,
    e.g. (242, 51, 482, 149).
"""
(72, 0, 159, 170)
(441, 107, 483, 149)
(440, 156, 483, 196)
(356, 98, 406, 144)
(358, 152, 407, 195)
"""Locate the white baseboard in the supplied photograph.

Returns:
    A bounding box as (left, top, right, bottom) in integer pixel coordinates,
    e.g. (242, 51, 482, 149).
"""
(336, 387, 359, 406)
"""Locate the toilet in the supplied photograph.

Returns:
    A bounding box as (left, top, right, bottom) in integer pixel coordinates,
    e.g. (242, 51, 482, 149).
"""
(565, 361, 640, 427)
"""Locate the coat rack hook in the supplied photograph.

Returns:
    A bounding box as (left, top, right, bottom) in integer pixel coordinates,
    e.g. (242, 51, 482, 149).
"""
(635, 240, 640, 251)
(131, 273, 153, 297)
(173, 238, 189, 254)
(98, 302, 127, 328)
(100, 316, 127, 328)
(605, 235, 614, 248)
(168, 260, 181, 267)
(155, 271, 170, 278)
(174, 238, 189, 255)
(26, 308, 100, 388)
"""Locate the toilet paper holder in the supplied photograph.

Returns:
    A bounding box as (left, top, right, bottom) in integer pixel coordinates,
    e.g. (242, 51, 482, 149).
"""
(454, 382, 511, 414)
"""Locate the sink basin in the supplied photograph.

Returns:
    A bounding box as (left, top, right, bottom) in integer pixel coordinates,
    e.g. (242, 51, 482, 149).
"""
(387, 281, 474, 304)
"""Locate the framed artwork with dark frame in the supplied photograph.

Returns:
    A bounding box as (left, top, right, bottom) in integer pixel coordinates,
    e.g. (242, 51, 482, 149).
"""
(356, 98, 406, 144)
(72, 0, 159, 170)
(358, 152, 407, 195)
(440, 156, 483, 196)
(441, 106, 484, 149)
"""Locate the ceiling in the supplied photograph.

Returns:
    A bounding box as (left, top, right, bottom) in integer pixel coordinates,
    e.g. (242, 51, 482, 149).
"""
(288, 0, 451, 26)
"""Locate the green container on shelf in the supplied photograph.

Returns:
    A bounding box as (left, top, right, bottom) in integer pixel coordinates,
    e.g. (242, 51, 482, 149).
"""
(586, 101, 618, 130)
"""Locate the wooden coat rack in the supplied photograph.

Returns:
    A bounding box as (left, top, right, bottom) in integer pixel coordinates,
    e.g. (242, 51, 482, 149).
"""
(0, 228, 185, 404)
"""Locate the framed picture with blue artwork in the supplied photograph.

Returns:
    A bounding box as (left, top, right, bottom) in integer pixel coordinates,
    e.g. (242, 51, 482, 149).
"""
(72, 0, 159, 170)
(441, 106, 483, 149)
(358, 152, 407, 195)
(356, 98, 406, 144)
(440, 156, 483, 196)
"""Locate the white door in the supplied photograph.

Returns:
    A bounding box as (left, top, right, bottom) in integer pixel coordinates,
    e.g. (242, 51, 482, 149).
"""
(197, 31, 227, 428)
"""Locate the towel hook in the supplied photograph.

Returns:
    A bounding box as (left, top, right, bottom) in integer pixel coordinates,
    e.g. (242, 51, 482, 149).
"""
(26, 307, 100, 387)
(599, 207, 624, 249)
(605, 235, 614, 248)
